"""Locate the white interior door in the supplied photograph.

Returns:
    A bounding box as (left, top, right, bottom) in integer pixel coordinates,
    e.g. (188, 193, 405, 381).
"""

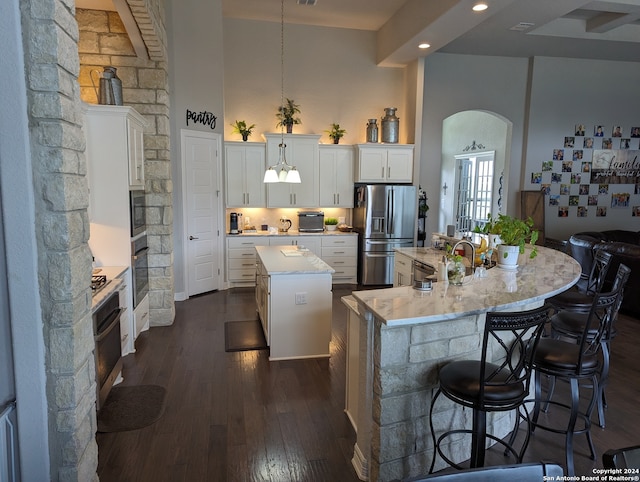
(181, 129, 223, 296)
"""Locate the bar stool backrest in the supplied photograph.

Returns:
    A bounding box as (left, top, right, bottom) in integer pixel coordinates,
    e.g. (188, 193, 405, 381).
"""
(479, 305, 551, 406)
(585, 249, 613, 296)
(577, 264, 629, 371)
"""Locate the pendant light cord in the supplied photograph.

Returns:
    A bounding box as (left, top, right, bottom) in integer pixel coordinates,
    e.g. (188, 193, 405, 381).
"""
(280, 0, 285, 147)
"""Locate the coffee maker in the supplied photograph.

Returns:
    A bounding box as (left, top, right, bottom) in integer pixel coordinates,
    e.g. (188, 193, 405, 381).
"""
(229, 212, 239, 234)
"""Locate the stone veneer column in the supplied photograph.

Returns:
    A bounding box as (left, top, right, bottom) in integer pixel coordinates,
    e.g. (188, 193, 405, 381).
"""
(77, 5, 174, 326)
(20, 0, 98, 479)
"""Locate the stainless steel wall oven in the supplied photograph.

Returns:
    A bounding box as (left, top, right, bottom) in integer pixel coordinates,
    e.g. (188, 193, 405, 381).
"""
(131, 234, 149, 308)
(129, 190, 146, 237)
(93, 291, 123, 410)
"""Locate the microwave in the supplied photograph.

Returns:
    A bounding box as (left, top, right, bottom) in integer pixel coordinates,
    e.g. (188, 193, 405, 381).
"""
(130, 190, 146, 237)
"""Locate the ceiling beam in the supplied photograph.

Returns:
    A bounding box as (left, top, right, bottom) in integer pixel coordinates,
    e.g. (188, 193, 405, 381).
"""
(112, 0, 149, 60)
(586, 11, 640, 32)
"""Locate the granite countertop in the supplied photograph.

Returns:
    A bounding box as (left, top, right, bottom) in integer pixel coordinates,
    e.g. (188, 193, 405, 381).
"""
(351, 246, 581, 327)
(228, 230, 357, 237)
(256, 245, 335, 275)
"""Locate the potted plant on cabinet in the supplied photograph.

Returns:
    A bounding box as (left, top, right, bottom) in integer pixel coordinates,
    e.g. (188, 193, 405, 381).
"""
(490, 214, 539, 269)
(324, 217, 338, 231)
(325, 123, 347, 144)
(230, 120, 256, 141)
(276, 98, 301, 133)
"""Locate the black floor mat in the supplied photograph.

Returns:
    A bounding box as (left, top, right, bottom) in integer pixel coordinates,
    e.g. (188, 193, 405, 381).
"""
(224, 319, 268, 352)
(97, 385, 166, 433)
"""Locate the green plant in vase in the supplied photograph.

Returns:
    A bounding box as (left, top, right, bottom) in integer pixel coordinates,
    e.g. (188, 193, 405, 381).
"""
(230, 120, 255, 141)
(446, 247, 466, 285)
(325, 123, 347, 144)
(276, 98, 301, 133)
(324, 217, 338, 231)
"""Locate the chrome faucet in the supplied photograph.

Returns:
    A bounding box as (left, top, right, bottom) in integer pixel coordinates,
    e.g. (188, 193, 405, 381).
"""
(451, 239, 476, 275)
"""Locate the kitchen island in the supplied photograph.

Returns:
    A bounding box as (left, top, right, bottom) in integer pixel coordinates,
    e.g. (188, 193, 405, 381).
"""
(255, 245, 335, 361)
(344, 246, 581, 481)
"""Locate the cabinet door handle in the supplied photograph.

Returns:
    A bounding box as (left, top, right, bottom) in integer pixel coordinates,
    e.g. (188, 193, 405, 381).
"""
(337, 193, 339, 204)
(189, 235, 199, 240)
(388, 166, 391, 178)
(382, 167, 385, 178)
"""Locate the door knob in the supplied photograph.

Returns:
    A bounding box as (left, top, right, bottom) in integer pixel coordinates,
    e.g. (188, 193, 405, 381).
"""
(189, 235, 199, 240)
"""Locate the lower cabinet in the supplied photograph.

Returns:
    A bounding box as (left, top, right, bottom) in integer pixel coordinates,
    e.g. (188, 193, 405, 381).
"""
(394, 252, 413, 287)
(269, 236, 320, 256)
(227, 237, 270, 286)
(134, 294, 150, 339)
(255, 254, 332, 361)
(227, 234, 358, 286)
(321, 235, 358, 284)
(114, 271, 133, 355)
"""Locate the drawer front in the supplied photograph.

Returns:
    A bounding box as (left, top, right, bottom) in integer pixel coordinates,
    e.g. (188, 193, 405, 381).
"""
(322, 256, 357, 269)
(321, 246, 357, 258)
(227, 237, 270, 249)
(228, 248, 258, 259)
(321, 236, 357, 247)
(228, 269, 257, 283)
(331, 266, 357, 278)
(228, 258, 257, 270)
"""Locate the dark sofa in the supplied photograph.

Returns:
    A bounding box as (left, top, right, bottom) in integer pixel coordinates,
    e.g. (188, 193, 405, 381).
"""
(568, 230, 640, 319)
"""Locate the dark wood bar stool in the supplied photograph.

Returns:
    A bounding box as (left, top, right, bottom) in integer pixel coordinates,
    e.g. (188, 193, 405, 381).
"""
(547, 250, 612, 314)
(548, 264, 631, 428)
(529, 268, 627, 477)
(429, 305, 551, 473)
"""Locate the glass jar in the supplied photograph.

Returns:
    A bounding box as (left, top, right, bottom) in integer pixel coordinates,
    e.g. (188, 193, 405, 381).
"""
(447, 260, 465, 285)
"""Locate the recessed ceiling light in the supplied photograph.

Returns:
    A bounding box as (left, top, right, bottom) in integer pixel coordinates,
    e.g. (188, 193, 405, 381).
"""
(418, 43, 431, 49)
(472, 3, 488, 12)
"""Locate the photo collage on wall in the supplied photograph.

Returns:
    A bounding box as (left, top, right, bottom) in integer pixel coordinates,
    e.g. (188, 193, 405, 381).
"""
(530, 124, 640, 218)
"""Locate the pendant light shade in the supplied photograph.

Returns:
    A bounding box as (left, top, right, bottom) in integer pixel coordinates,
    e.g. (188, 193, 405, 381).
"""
(263, 0, 301, 184)
(263, 167, 279, 183)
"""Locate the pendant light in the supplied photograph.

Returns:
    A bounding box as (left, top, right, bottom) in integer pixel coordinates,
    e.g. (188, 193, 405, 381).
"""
(263, 0, 301, 184)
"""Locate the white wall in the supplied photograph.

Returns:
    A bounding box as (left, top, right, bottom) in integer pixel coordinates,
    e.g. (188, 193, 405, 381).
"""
(222, 18, 406, 145)
(167, 0, 225, 296)
(420, 53, 530, 239)
(523, 56, 640, 240)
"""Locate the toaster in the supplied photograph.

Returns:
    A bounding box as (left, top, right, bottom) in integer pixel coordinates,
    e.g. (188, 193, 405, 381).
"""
(297, 211, 324, 232)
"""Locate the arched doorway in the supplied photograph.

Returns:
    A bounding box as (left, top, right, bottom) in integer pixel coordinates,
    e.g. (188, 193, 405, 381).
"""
(439, 110, 512, 235)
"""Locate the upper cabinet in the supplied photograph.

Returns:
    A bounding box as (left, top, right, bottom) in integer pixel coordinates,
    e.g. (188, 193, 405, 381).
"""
(84, 104, 146, 191)
(264, 134, 321, 207)
(127, 115, 145, 189)
(355, 144, 413, 183)
(319, 145, 354, 207)
(225, 142, 266, 207)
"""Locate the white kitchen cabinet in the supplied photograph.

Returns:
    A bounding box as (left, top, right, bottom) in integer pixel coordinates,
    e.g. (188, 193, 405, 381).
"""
(265, 134, 321, 207)
(319, 145, 354, 207)
(321, 235, 358, 284)
(269, 236, 321, 257)
(393, 251, 413, 287)
(225, 142, 266, 207)
(134, 293, 150, 338)
(127, 115, 145, 189)
(355, 144, 413, 183)
(226, 236, 270, 286)
(255, 246, 333, 361)
(85, 105, 140, 339)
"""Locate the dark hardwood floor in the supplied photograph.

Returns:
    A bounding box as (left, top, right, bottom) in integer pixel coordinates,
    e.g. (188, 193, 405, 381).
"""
(97, 287, 640, 481)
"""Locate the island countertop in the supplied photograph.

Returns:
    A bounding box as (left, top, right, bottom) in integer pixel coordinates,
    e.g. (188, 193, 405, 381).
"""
(351, 246, 581, 326)
(255, 245, 335, 275)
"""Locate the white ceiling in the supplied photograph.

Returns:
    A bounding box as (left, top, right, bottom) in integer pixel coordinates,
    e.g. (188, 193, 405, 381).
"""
(77, 0, 640, 65)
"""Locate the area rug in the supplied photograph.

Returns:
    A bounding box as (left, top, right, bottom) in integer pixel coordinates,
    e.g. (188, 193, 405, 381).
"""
(224, 319, 268, 352)
(97, 385, 166, 433)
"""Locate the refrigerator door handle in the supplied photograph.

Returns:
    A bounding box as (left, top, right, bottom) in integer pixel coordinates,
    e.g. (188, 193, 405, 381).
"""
(386, 189, 392, 235)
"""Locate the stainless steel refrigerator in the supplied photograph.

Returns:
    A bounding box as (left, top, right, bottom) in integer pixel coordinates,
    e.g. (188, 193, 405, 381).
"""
(354, 184, 416, 285)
